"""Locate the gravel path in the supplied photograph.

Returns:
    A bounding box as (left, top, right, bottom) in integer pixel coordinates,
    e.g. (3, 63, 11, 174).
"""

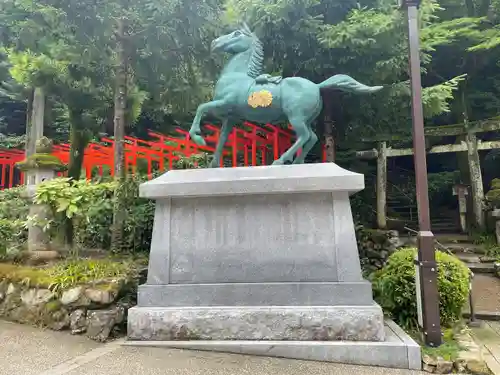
(470, 274, 500, 313)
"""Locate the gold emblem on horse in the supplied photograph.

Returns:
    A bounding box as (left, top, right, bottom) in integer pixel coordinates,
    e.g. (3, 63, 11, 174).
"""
(247, 90, 273, 108)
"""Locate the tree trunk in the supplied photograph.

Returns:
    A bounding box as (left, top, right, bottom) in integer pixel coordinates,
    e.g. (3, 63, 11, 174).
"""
(67, 109, 90, 180)
(111, 17, 128, 253)
(66, 109, 91, 246)
(24, 88, 34, 158)
(323, 91, 335, 162)
(465, 0, 476, 16)
(28, 87, 44, 155)
(23, 87, 45, 186)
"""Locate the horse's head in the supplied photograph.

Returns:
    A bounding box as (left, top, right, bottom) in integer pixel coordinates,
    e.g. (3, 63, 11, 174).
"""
(211, 24, 255, 54)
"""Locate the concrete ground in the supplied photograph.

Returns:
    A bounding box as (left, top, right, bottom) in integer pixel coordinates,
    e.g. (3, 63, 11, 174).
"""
(0, 320, 425, 375)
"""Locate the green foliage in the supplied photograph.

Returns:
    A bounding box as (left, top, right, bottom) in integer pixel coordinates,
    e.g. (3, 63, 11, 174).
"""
(420, 327, 463, 361)
(0, 186, 28, 255)
(0, 133, 25, 148)
(471, 231, 500, 257)
(427, 170, 461, 206)
(0, 186, 29, 220)
(0, 219, 25, 256)
(174, 153, 211, 169)
(0, 258, 140, 291)
(3, 49, 70, 88)
(35, 178, 116, 220)
(31, 177, 154, 253)
(486, 178, 500, 206)
(372, 248, 470, 330)
(46, 258, 138, 292)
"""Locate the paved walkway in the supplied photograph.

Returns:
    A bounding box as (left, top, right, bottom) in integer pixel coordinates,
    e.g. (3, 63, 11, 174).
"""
(471, 321, 500, 375)
(0, 320, 424, 375)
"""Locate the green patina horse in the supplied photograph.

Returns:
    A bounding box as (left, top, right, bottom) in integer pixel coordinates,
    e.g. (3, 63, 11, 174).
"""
(189, 24, 383, 167)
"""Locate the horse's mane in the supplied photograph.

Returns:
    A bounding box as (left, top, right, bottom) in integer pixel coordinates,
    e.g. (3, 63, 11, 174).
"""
(240, 26, 263, 79)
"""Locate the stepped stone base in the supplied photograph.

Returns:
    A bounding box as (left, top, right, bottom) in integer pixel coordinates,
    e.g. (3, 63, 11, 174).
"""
(128, 304, 385, 342)
(125, 320, 421, 370)
(127, 164, 419, 369)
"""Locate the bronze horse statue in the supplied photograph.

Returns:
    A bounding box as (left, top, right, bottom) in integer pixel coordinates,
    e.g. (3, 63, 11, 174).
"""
(189, 24, 383, 167)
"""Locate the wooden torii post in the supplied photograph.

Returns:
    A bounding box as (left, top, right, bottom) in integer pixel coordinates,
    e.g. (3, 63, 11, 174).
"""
(357, 118, 500, 231)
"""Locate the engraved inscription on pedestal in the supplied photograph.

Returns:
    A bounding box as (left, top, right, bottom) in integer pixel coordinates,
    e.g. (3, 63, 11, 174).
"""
(128, 164, 385, 342)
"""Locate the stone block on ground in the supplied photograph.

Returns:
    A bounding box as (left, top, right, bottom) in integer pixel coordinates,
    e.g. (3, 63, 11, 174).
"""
(61, 287, 83, 306)
(127, 164, 418, 370)
(21, 289, 54, 306)
(70, 309, 87, 334)
(86, 307, 124, 342)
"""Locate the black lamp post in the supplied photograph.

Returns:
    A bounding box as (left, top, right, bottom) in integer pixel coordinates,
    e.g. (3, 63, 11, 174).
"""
(400, 0, 442, 347)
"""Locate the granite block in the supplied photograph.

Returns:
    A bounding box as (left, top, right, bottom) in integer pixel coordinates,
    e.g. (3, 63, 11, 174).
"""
(139, 163, 364, 198)
(163, 192, 362, 284)
(127, 305, 385, 342)
(146, 190, 363, 285)
(124, 320, 421, 370)
(137, 282, 375, 307)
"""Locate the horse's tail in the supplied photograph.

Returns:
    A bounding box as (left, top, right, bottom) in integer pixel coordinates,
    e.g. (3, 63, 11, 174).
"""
(317, 74, 383, 94)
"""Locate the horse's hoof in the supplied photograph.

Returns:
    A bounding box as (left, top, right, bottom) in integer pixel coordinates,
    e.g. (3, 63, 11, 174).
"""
(272, 160, 284, 166)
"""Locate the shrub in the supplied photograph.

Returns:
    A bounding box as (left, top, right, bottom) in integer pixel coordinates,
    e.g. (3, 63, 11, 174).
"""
(0, 186, 29, 221)
(33, 176, 154, 253)
(372, 248, 470, 330)
(0, 187, 28, 255)
(0, 219, 25, 256)
(486, 178, 500, 207)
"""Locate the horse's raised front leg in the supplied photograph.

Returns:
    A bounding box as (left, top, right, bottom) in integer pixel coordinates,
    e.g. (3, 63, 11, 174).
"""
(273, 117, 311, 165)
(209, 118, 233, 168)
(293, 127, 318, 164)
(189, 99, 227, 146)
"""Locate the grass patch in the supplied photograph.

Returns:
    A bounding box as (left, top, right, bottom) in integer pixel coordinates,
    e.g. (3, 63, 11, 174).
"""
(411, 327, 464, 361)
(471, 232, 500, 259)
(422, 338, 463, 361)
(0, 257, 143, 291)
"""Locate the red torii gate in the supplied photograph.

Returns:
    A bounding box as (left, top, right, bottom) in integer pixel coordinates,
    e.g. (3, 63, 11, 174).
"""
(0, 122, 327, 190)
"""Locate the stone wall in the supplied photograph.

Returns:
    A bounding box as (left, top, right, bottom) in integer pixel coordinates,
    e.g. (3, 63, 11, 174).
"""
(0, 279, 138, 342)
(356, 226, 406, 274)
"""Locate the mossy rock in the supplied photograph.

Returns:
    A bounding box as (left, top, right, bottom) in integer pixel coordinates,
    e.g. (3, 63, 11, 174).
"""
(486, 188, 500, 206)
(362, 229, 391, 243)
(0, 263, 53, 288)
(44, 299, 62, 312)
(491, 179, 500, 190)
(16, 153, 67, 172)
(0, 258, 142, 292)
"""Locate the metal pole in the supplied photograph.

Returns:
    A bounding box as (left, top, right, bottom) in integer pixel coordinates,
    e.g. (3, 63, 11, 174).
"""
(402, 0, 442, 347)
(468, 272, 482, 327)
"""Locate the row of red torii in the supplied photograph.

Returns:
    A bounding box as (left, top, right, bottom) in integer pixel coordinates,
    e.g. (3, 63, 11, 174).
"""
(0, 122, 328, 189)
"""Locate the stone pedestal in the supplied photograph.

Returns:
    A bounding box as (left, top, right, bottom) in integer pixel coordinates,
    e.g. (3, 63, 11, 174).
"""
(25, 169, 56, 253)
(129, 163, 383, 339)
(127, 164, 420, 369)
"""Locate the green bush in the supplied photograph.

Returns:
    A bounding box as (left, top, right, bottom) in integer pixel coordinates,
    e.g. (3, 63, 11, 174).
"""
(0, 186, 29, 221)
(0, 187, 28, 255)
(486, 178, 500, 207)
(0, 218, 25, 256)
(33, 176, 154, 253)
(372, 248, 470, 330)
